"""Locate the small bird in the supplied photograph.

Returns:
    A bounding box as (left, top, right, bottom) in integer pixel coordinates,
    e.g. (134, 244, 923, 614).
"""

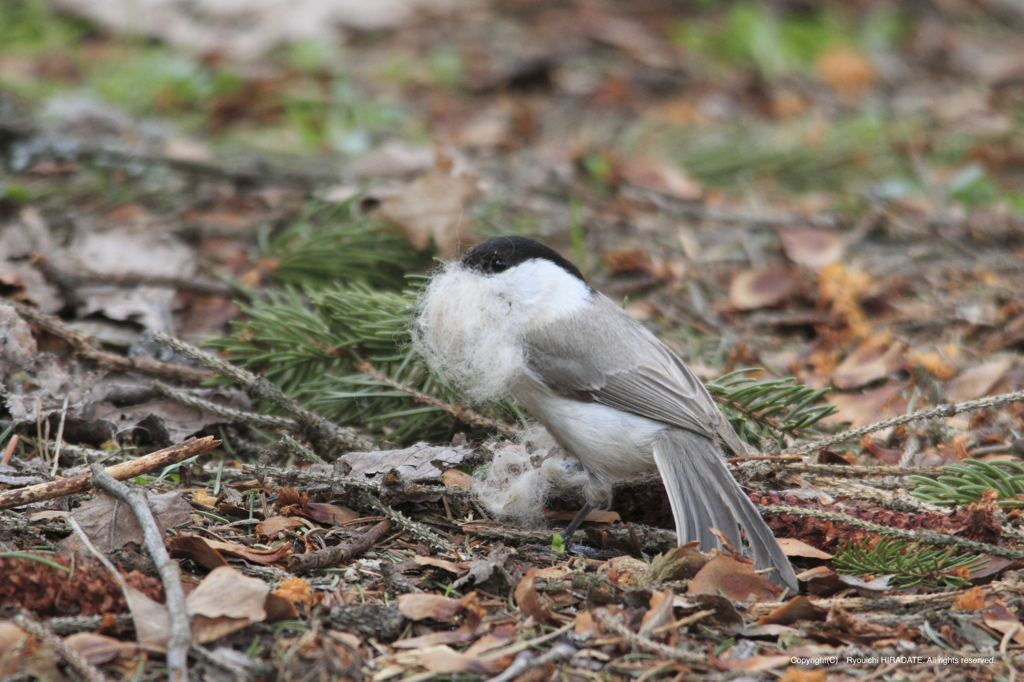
(415, 236, 797, 591)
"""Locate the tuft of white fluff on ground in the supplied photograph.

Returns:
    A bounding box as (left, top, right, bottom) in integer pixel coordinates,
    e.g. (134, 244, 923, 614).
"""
(472, 424, 588, 527)
(412, 260, 526, 404)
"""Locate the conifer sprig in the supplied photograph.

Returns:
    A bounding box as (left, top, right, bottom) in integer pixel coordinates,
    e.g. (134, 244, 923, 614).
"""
(910, 459, 1024, 507)
(832, 537, 985, 591)
(706, 369, 837, 445)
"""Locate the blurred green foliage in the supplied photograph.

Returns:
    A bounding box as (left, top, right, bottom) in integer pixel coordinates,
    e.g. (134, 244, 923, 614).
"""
(671, 2, 909, 77)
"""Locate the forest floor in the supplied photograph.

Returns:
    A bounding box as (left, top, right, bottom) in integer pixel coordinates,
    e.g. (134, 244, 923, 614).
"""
(3, 1, 1024, 680)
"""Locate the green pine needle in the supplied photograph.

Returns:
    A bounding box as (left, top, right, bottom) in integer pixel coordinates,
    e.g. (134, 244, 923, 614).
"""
(910, 459, 1024, 507)
(706, 369, 837, 445)
(833, 537, 985, 591)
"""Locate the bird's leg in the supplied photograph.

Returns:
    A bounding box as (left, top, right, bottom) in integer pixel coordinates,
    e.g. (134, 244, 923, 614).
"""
(557, 502, 593, 544)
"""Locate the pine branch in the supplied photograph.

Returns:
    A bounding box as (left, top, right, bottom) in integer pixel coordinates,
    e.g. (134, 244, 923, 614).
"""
(910, 459, 1024, 507)
(706, 369, 837, 445)
(832, 537, 985, 591)
(267, 202, 427, 290)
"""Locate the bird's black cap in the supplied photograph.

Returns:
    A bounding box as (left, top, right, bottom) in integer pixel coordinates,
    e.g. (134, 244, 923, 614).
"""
(461, 236, 586, 282)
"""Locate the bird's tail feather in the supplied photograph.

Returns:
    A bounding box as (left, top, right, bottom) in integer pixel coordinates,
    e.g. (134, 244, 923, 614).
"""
(653, 429, 799, 592)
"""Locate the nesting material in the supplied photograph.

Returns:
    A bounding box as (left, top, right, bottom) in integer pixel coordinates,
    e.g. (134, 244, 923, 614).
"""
(413, 259, 526, 404)
(472, 425, 588, 528)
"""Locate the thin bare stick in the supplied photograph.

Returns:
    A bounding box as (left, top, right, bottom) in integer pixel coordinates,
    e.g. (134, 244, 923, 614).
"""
(89, 463, 191, 682)
(761, 504, 1024, 561)
(594, 608, 705, 664)
(288, 520, 391, 573)
(12, 608, 113, 682)
(152, 380, 296, 430)
(152, 332, 371, 454)
(354, 361, 518, 438)
(783, 388, 1024, 457)
(49, 397, 68, 479)
(8, 299, 213, 384)
(0, 436, 220, 510)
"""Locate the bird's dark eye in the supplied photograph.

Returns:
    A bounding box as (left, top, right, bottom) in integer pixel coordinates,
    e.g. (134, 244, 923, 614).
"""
(491, 257, 508, 272)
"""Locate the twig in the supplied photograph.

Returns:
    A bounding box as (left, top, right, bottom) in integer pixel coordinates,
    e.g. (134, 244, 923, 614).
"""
(278, 434, 328, 466)
(222, 465, 459, 555)
(152, 332, 371, 454)
(463, 522, 678, 554)
(89, 463, 191, 682)
(765, 462, 942, 477)
(3, 434, 19, 465)
(0, 436, 220, 510)
(358, 492, 456, 556)
(354, 361, 518, 438)
(288, 520, 391, 573)
(749, 577, 1024, 615)
(45, 614, 134, 635)
(152, 380, 295, 430)
(225, 462, 477, 504)
(476, 622, 575, 662)
(49, 397, 68, 479)
(805, 478, 951, 515)
(7, 299, 213, 384)
(485, 641, 575, 682)
(783, 388, 1024, 457)
(12, 608, 113, 682)
(761, 504, 1024, 561)
(594, 609, 705, 664)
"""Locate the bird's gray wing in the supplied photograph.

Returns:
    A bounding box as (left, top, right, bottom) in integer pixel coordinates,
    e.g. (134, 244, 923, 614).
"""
(521, 295, 747, 455)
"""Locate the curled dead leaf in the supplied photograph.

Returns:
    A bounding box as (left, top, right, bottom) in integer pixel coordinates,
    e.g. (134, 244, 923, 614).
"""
(687, 556, 780, 603)
(831, 338, 905, 390)
(779, 229, 844, 271)
(729, 266, 798, 311)
(515, 567, 557, 624)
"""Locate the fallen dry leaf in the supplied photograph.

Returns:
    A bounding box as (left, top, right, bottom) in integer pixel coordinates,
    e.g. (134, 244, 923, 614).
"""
(65, 632, 138, 665)
(776, 538, 832, 560)
(441, 468, 476, 488)
(639, 589, 674, 633)
(982, 603, 1024, 645)
(619, 157, 702, 200)
(414, 556, 467, 574)
(256, 515, 306, 537)
(757, 596, 828, 626)
(779, 229, 844, 271)
(69, 490, 193, 552)
(729, 266, 798, 310)
(278, 488, 359, 525)
(371, 165, 477, 258)
(167, 534, 229, 570)
(393, 593, 486, 648)
(831, 338, 905, 389)
(188, 566, 272, 644)
(397, 593, 470, 621)
(687, 556, 780, 602)
(945, 359, 1011, 402)
(827, 384, 908, 428)
(515, 567, 556, 624)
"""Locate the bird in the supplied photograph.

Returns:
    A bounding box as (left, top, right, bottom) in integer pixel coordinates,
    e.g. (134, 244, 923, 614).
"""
(414, 235, 798, 591)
